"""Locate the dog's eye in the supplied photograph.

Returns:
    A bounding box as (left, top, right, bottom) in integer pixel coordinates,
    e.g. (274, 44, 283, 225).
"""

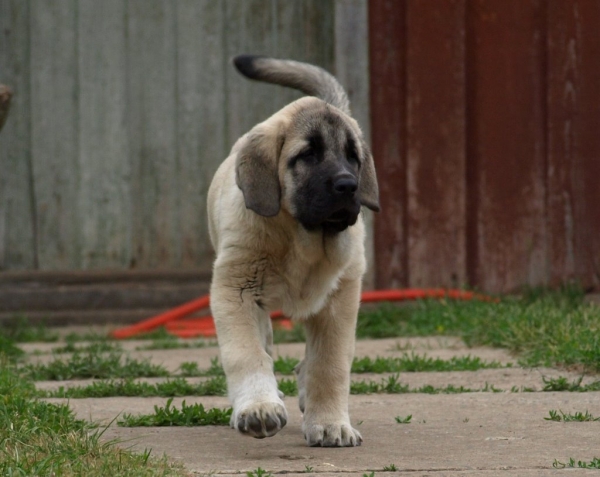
(292, 148, 319, 166)
(346, 152, 360, 167)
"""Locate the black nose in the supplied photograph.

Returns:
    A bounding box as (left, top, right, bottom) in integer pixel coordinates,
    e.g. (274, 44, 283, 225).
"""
(333, 174, 358, 195)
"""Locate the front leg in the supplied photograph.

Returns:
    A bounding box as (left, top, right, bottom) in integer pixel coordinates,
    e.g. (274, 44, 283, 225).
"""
(211, 262, 287, 439)
(301, 278, 362, 447)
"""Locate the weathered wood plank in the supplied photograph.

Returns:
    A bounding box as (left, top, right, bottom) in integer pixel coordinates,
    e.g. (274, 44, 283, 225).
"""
(224, 0, 277, 145)
(271, 0, 305, 108)
(30, 0, 80, 269)
(0, 0, 36, 270)
(128, 0, 180, 268)
(175, 0, 226, 268)
(271, 0, 335, 104)
(0, 84, 11, 132)
(334, 0, 373, 287)
(547, 0, 600, 288)
(406, 0, 467, 288)
(466, 0, 547, 292)
(369, 0, 408, 288)
(78, 0, 131, 269)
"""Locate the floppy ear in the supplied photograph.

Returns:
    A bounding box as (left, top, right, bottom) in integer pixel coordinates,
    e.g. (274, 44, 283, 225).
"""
(358, 145, 380, 212)
(235, 126, 282, 217)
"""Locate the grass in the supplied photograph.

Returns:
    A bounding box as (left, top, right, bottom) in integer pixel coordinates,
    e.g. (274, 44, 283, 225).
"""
(246, 468, 273, 477)
(34, 372, 600, 399)
(270, 354, 504, 376)
(135, 338, 216, 351)
(545, 409, 600, 422)
(0, 361, 188, 476)
(118, 398, 232, 427)
(147, 354, 505, 379)
(356, 285, 600, 372)
(22, 349, 170, 380)
(541, 375, 600, 392)
(350, 375, 495, 395)
(39, 376, 228, 399)
(0, 334, 25, 361)
(37, 375, 456, 399)
(394, 414, 412, 424)
(51, 341, 123, 354)
(0, 316, 59, 342)
(351, 354, 505, 373)
(553, 457, 600, 469)
(178, 358, 225, 377)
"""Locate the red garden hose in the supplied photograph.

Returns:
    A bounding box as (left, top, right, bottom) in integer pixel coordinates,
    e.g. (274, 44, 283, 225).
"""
(110, 289, 496, 340)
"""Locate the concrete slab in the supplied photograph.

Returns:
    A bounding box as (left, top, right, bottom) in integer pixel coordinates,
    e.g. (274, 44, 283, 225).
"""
(46, 393, 600, 475)
(25, 336, 600, 475)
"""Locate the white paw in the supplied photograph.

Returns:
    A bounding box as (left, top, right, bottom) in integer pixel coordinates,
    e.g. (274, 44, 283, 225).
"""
(303, 420, 362, 447)
(233, 400, 288, 439)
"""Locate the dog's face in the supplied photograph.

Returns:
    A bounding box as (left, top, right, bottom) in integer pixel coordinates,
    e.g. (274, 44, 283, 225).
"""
(236, 97, 379, 233)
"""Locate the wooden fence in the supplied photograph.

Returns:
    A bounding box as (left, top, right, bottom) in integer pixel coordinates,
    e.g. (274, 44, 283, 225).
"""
(0, 0, 370, 274)
(3, 0, 598, 295)
(370, 0, 600, 293)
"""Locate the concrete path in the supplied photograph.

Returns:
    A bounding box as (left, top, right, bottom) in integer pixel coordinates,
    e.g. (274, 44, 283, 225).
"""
(29, 336, 600, 476)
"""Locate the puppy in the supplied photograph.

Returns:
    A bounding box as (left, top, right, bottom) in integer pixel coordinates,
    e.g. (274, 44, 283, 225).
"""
(207, 55, 379, 447)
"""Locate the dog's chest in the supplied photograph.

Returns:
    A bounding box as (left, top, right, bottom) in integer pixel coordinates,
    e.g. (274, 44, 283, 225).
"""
(271, 239, 350, 319)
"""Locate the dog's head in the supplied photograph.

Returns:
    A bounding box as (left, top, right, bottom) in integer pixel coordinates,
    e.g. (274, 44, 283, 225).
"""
(236, 97, 379, 234)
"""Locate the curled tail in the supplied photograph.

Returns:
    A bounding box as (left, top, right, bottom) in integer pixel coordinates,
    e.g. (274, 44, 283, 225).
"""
(233, 55, 350, 115)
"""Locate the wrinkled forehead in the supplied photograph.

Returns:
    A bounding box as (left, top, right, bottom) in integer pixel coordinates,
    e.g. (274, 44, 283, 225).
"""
(284, 102, 362, 155)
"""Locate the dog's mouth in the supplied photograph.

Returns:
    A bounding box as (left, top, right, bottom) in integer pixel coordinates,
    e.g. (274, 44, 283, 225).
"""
(321, 208, 359, 233)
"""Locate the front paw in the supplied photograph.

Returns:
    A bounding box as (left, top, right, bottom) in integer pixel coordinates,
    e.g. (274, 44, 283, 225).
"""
(303, 420, 362, 447)
(233, 401, 288, 439)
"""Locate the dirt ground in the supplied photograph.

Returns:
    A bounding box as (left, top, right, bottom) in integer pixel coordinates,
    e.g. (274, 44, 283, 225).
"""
(32, 336, 600, 476)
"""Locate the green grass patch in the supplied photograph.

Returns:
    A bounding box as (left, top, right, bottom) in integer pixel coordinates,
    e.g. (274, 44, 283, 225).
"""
(118, 398, 232, 427)
(394, 414, 412, 424)
(356, 286, 600, 372)
(545, 409, 599, 422)
(39, 376, 228, 399)
(553, 457, 600, 469)
(51, 341, 123, 354)
(22, 349, 170, 381)
(541, 376, 600, 392)
(278, 377, 298, 396)
(135, 339, 216, 351)
(38, 376, 295, 399)
(0, 362, 187, 476)
(35, 373, 599, 399)
(351, 354, 505, 373)
(0, 335, 25, 362)
(246, 467, 273, 477)
(349, 374, 501, 395)
(0, 316, 59, 343)
(178, 358, 225, 377)
(270, 354, 505, 375)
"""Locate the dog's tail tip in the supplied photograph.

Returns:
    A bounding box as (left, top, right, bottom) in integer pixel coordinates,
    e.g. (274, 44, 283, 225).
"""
(232, 54, 265, 79)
